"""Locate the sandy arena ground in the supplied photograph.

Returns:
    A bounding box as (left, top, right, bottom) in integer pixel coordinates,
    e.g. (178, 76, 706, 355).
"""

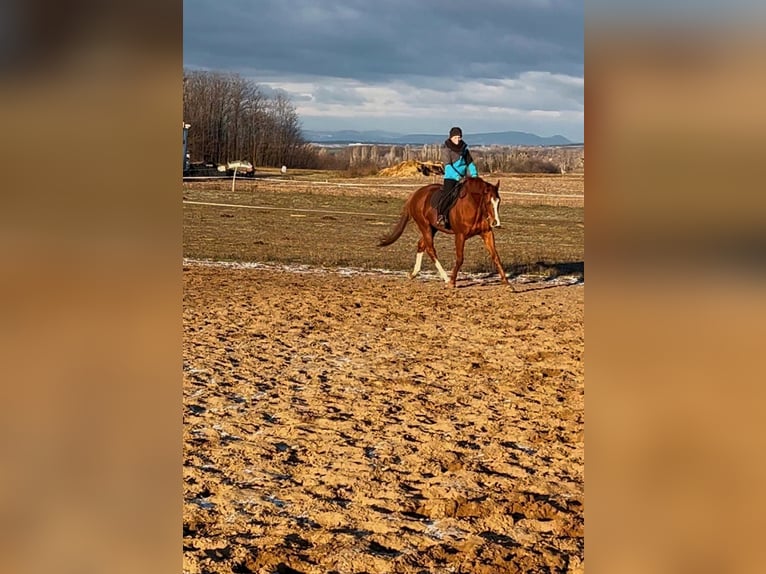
(183, 263, 584, 573)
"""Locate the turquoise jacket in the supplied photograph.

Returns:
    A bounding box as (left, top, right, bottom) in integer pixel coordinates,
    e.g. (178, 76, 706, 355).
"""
(442, 139, 478, 181)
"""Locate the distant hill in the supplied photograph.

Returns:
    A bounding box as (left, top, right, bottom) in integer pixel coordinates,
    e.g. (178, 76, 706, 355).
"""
(302, 129, 574, 146)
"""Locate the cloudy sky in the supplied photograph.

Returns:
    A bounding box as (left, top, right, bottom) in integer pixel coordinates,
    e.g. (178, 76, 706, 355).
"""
(183, 0, 584, 142)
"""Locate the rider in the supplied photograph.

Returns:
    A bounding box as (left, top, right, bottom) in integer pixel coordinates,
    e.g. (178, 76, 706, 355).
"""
(435, 126, 478, 227)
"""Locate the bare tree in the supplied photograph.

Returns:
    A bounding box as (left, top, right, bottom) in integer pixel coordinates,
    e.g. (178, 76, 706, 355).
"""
(183, 69, 312, 168)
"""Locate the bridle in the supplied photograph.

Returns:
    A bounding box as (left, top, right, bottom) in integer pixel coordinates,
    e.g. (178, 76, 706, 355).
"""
(478, 184, 500, 227)
(462, 180, 500, 228)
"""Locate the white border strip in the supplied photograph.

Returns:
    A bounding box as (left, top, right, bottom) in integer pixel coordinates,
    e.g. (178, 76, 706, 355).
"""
(183, 200, 392, 218)
(253, 177, 583, 198)
(185, 176, 583, 199)
(183, 257, 583, 287)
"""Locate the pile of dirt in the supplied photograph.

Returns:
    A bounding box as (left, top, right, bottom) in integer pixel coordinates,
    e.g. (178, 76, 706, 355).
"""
(378, 160, 444, 177)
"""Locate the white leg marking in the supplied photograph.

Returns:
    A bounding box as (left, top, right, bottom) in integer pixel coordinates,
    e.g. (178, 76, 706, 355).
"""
(410, 252, 423, 278)
(434, 259, 450, 282)
(491, 197, 501, 227)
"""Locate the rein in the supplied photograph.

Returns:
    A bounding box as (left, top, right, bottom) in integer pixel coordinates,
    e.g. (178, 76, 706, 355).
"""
(464, 184, 494, 228)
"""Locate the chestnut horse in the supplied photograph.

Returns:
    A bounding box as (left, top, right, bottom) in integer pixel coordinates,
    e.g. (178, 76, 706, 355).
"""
(378, 176, 510, 287)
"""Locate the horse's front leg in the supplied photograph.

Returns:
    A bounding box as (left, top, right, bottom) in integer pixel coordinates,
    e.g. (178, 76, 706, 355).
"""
(449, 234, 467, 288)
(481, 231, 510, 285)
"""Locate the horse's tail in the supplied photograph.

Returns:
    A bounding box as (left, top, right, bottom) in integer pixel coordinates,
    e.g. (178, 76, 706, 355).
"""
(378, 209, 410, 247)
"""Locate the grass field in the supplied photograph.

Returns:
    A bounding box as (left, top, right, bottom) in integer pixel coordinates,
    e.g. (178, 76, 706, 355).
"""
(182, 172, 584, 279)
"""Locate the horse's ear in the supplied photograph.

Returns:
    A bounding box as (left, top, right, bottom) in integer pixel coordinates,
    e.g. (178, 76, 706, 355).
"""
(495, 180, 500, 190)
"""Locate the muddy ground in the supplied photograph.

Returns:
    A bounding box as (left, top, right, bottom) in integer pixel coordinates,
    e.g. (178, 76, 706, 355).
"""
(183, 263, 584, 573)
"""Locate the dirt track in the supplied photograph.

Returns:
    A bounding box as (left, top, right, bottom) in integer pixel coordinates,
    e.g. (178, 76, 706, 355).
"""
(183, 263, 584, 573)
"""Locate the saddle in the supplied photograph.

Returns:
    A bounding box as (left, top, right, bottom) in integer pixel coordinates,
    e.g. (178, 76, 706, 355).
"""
(431, 179, 466, 228)
(431, 180, 466, 207)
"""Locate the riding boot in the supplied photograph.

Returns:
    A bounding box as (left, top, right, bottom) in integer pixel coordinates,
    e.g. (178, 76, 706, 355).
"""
(438, 179, 457, 228)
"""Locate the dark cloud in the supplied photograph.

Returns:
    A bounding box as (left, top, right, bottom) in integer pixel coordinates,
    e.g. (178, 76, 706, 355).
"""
(184, 0, 583, 80)
(183, 0, 584, 140)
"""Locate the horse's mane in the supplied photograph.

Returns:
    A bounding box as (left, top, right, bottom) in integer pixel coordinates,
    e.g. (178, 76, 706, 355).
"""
(460, 177, 492, 198)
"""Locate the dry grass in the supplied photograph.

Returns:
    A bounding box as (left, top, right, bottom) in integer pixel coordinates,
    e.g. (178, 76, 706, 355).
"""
(182, 172, 584, 279)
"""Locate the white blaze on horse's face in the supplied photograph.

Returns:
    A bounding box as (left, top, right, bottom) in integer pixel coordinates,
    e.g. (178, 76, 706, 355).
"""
(490, 196, 501, 227)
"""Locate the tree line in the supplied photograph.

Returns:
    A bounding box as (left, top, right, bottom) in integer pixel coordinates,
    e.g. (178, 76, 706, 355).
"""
(183, 69, 321, 168)
(315, 144, 583, 175)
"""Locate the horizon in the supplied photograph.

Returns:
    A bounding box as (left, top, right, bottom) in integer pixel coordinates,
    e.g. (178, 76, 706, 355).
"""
(299, 127, 582, 145)
(300, 126, 577, 138)
(296, 118, 581, 143)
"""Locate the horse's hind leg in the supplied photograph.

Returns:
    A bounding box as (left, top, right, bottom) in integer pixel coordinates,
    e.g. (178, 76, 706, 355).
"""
(412, 229, 449, 283)
(409, 239, 425, 279)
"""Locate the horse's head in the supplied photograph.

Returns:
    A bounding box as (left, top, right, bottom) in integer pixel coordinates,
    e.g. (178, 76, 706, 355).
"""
(480, 179, 502, 228)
